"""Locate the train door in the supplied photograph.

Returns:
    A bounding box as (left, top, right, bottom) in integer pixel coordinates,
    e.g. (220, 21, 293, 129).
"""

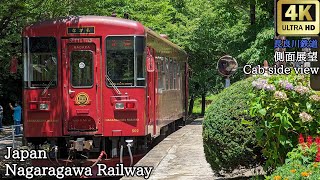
(147, 48, 157, 136)
(61, 38, 102, 135)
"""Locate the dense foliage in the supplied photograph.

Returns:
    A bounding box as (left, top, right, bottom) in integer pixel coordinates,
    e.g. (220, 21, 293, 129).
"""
(188, 0, 274, 103)
(0, 0, 275, 118)
(203, 77, 262, 174)
(249, 73, 320, 170)
(266, 136, 320, 180)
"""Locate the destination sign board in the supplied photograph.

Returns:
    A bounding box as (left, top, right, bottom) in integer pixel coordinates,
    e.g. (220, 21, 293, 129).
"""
(67, 27, 95, 34)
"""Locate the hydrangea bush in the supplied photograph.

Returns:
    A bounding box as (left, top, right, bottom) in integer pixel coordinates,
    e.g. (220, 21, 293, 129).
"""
(248, 73, 320, 170)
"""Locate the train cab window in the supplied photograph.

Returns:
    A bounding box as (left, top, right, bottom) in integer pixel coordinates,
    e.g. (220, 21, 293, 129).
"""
(106, 36, 134, 86)
(70, 51, 93, 87)
(23, 37, 57, 88)
(136, 36, 146, 86)
(106, 36, 145, 87)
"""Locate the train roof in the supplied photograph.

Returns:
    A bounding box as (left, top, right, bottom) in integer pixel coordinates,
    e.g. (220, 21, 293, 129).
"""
(24, 16, 187, 56)
(26, 16, 143, 31)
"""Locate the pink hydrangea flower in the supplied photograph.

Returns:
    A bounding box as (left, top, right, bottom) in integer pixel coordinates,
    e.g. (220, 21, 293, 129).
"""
(274, 91, 288, 100)
(310, 95, 320, 102)
(294, 85, 309, 95)
(299, 112, 313, 123)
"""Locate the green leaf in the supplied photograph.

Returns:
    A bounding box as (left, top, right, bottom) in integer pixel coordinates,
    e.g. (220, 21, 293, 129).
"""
(241, 119, 253, 126)
(306, 102, 312, 110)
(287, 140, 293, 147)
(279, 135, 286, 146)
(275, 113, 281, 118)
(258, 108, 267, 116)
(256, 128, 264, 140)
(302, 156, 309, 164)
(264, 121, 270, 128)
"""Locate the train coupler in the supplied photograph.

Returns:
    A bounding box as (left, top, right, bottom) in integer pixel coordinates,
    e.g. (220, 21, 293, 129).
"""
(70, 138, 93, 151)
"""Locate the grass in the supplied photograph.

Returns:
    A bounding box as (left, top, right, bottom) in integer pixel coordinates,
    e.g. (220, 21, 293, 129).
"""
(192, 94, 217, 114)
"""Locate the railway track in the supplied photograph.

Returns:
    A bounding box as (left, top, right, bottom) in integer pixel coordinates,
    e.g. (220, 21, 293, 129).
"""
(0, 118, 188, 179)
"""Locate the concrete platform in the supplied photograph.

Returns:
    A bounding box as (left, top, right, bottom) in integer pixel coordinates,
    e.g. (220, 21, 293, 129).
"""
(122, 118, 215, 180)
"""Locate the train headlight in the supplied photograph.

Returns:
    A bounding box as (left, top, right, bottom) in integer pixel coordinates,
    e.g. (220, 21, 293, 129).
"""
(126, 102, 135, 108)
(39, 103, 49, 110)
(115, 102, 125, 109)
(29, 103, 37, 110)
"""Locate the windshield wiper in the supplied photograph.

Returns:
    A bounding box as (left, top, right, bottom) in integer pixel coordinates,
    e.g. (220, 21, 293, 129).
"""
(41, 79, 53, 96)
(106, 74, 121, 95)
(41, 57, 56, 96)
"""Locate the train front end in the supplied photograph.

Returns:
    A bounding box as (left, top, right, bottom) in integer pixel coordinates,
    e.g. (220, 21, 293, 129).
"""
(22, 16, 151, 166)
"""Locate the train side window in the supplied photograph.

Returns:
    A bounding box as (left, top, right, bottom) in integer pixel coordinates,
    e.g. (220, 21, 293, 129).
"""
(174, 61, 177, 90)
(165, 57, 169, 90)
(156, 61, 159, 72)
(177, 62, 181, 90)
(170, 59, 174, 90)
(156, 57, 164, 91)
(175, 62, 177, 90)
(157, 56, 164, 73)
(173, 60, 175, 90)
(161, 57, 165, 90)
(161, 57, 166, 91)
(157, 64, 162, 91)
(162, 57, 165, 73)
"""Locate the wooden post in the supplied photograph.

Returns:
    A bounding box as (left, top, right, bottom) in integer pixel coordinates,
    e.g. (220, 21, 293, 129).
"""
(263, 60, 269, 76)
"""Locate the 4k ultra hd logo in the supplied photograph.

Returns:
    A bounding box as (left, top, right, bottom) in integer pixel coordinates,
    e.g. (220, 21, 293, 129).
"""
(277, 0, 319, 36)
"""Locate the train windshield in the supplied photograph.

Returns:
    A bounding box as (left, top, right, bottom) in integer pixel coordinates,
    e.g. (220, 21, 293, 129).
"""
(106, 36, 145, 87)
(23, 37, 57, 88)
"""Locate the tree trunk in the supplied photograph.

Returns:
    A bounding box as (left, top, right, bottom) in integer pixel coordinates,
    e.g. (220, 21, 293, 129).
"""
(250, 3, 255, 25)
(188, 94, 194, 115)
(201, 93, 206, 116)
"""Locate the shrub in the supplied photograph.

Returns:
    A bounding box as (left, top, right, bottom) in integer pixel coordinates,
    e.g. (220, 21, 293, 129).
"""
(203, 76, 262, 174)
(249, 73, 320, 170)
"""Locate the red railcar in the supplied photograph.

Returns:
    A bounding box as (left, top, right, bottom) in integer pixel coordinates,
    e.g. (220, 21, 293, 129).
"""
(22, 16, 188, 165)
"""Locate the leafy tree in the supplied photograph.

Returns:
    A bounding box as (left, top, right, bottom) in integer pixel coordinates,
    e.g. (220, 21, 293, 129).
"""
(0, 0, 274, 120)
(187, 0, 274, 115)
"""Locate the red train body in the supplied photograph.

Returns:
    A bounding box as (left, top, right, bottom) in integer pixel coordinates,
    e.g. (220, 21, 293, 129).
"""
(22, 16, 188, 165)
